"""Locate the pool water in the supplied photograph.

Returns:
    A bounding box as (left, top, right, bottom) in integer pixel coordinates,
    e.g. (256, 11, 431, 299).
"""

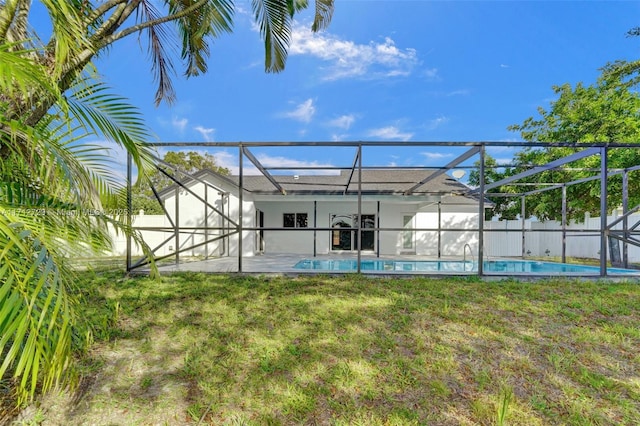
(293, 259, 639, 275)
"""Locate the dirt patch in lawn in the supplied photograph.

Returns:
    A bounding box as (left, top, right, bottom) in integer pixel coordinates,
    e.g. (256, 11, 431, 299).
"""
(11, 334, 194, 425)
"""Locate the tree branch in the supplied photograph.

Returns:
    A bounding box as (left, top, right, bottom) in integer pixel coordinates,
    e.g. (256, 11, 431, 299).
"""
(101, 0, 210, 47)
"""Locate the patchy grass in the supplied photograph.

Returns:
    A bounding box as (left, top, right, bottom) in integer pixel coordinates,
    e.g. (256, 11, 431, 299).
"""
(13, 272, 640, 425)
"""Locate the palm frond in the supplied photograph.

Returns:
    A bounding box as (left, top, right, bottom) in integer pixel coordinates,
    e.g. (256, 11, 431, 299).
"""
(0, 0, 30, 44)
(137, 0, 178, 105)
(312, 0, 334, 32)
(0, 211, 77, 406)
(252, 0, 292, 72)
(63, 78, 156, 178)
(0, 43, 58, 99)
(0, 177, 157, 405)
(38, 0, 93, 77)
(169, 0, 234, 77)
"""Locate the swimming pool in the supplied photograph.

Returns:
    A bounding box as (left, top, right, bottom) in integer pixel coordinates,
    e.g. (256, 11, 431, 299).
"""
(292, 259, 640, 275)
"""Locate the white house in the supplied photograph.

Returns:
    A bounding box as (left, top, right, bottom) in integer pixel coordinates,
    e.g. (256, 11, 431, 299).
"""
(146, 168, 486, 260)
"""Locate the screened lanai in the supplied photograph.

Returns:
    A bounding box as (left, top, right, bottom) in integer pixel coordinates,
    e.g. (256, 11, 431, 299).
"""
(123, 141, 640, 277)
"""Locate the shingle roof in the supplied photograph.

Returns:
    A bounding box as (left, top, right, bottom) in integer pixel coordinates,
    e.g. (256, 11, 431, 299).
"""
(235, 169, 471, 195)
(158, 168, 472, 197)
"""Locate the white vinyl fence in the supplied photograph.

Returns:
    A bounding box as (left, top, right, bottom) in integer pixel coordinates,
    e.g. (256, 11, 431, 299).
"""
(484, 211, 640, 263)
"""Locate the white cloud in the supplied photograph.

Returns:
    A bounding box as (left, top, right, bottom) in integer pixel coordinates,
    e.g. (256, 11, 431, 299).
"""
(331, 133, 349, 142)
(210, 150, 339, 176)
(102, 141, 127, 182)
(282, 98, 316, 123)
(256, 154, 338, 175)
(427, 116, 449, 130)
(290, 25, 419, 81)
(328, 114, 355, 130)
(209, 150, 238, 173)
(421, 152, 453, 160)
(367, 126, 413, 141)
(495, 157, 515, 165)
(234, 3, 250, 16)
(85, 139, 143, 185)
(446, 89, 470, 97)
(423, 68, 440, 81)
(194, 126, 215, 142)
(172, 117, 188, 133)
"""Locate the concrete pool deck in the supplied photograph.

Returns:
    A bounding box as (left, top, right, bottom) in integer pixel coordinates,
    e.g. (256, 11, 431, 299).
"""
(151, 254, 462, 275)
(136, 253, 640, 278)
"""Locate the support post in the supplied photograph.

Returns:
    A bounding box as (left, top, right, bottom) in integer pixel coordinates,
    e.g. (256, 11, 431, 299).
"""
(204, 186, 209, 259)
(521, 196, 526, 258)
(376, 201, 380, 258)
(126, 153, 132, 272)
(175, 187, 180, 266)
(357, 144, 362, 273)
(623, 171, 629, 268)
(238, 145, 243, 272)
(222, 193, 226, 256)
(437, 201, 442, 258)
(313, 201, 317, 257)
(478, 145, 485, 276)
(600, 147, 608, 276)
(562, 185, 567, 263)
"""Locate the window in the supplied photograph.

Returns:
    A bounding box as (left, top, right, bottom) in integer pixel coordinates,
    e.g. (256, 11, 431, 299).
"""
(402, 215, 415, 250)
(283, 213, 308, 228)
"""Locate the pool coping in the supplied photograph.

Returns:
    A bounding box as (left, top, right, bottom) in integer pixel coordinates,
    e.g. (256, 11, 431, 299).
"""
(147, 254, 640, 278)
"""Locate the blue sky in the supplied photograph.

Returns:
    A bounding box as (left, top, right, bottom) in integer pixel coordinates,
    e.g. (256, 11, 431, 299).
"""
(91, 1, 640, 176)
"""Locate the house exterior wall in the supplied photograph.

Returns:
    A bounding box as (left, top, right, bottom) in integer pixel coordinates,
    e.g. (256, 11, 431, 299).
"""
(255, 199, 317, 254)
(159, 176, 256, 258)
(109, 214, 174, 257)
(254, 199, 480, 256)
(412, 204, 479, 257)
(111, 196, 640, 265)
(122, 173, 481, 259)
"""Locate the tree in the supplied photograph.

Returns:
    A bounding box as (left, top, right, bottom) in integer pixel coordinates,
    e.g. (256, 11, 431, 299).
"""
(468, 154, 519, 220)
(0, 59, 154, 409)
(115, 151, 231, 214)
(500, 60, 640, 221)
(0, 0, 335, 129)
(0, 0, 335, 408)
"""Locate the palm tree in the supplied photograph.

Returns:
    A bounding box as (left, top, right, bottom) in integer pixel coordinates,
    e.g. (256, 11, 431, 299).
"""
(0, 44, 157, 407)
(0, 0, 334, 124)
(0, 0, 335, 408)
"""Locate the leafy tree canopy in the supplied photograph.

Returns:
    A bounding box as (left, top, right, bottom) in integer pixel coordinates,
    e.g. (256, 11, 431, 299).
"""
(483, 60, 640, 221)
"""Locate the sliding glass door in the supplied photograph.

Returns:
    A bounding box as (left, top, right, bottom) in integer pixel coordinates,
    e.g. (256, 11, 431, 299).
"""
(331, 214, 375, 251)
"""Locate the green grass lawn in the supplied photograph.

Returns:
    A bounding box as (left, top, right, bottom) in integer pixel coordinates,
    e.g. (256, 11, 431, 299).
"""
(20, 272, 640, 425)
